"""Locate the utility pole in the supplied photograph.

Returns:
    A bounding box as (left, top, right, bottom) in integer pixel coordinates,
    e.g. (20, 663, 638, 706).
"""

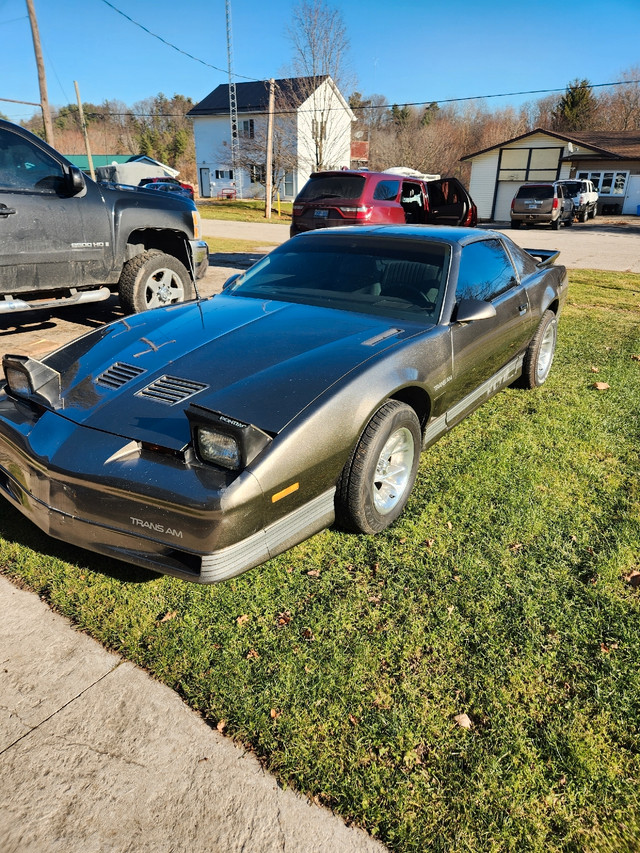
(74, 81, 95, 181)
(25, 0, 54, 145)
(264, 79, 275, 219)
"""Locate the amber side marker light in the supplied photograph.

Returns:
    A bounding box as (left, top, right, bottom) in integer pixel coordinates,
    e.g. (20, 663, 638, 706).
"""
(272, 483, 300, 503)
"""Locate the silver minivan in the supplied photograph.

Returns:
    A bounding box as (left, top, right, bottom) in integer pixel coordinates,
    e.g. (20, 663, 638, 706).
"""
(510, 183, 574, 230)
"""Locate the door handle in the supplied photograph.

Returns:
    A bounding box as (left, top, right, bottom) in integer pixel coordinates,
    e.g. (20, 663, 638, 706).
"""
(0, 205, 17, 217)
(518, 303, 528, 313)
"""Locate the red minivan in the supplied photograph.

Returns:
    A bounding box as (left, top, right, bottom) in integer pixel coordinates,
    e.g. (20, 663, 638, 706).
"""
(290, 170, 477, 236)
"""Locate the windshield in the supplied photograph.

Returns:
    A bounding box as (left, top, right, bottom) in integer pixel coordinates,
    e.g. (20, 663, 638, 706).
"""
(296, 174, 365, 201)
(516, 185, 554, 200)
(561, 182, 581, 195)
(226, 235, 451, 323)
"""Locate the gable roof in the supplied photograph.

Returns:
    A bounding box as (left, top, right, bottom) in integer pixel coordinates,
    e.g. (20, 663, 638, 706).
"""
(188, 76, 329, 117)
(461, 127, 640, 162)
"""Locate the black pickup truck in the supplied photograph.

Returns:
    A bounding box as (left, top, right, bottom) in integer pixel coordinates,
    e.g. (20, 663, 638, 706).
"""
(0, 119, 208, 315)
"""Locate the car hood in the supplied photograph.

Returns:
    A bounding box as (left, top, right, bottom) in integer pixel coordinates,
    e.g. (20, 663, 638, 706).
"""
(44, 295, 422, 449)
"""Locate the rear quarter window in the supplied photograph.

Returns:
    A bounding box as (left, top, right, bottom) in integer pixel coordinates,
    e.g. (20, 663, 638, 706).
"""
(373, 180, 400, 201)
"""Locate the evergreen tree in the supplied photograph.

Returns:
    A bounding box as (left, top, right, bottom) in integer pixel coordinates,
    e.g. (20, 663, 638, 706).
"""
(551, 79, 597, 131)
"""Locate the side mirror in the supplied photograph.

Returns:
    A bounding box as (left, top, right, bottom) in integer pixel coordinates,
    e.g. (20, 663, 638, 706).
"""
(222, 273, 241, 291)
(454, 298, 497, 324)
(68, 166, 86, 195)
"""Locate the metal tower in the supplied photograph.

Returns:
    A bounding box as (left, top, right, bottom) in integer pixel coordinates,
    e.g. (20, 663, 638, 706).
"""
(225, 0, 241, 198)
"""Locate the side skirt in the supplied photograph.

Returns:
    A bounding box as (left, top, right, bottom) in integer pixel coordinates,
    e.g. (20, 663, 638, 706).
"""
(422, 355, 524, 449)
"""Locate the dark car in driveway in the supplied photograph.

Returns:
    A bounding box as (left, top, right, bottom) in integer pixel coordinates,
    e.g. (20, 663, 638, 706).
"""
(0, 226, 567, 584)
(291, 170, 477, 236)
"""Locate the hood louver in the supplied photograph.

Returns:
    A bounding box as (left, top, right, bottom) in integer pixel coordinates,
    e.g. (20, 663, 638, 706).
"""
(96, 362, 146, 390)
(136, 375, 209, 406)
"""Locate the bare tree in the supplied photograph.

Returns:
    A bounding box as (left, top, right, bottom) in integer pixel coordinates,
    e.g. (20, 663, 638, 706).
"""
(598, 66, 640, 130)
(285, 0, 353, 171)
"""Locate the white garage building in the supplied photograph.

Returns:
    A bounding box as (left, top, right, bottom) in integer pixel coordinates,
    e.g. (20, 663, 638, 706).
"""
(462, 129, 640, 221)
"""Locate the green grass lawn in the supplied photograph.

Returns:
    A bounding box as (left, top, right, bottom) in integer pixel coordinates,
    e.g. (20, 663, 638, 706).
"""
(198, 198, 292, 222)
(2, 269, 640, 852)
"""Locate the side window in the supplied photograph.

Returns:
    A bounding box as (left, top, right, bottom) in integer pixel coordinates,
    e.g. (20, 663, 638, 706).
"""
(506, 242, 537, 279)
(373, 180, 399, 201)
(0, 129, 65, 194)
(456, 240, 517, 302)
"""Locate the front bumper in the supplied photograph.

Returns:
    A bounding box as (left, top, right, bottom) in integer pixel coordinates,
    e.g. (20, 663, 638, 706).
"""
(190, 239, 209, 280)
(0, 399, 334, 583)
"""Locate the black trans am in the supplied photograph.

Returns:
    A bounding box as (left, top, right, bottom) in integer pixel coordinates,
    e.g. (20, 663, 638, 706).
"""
(0, 226, 567, 583)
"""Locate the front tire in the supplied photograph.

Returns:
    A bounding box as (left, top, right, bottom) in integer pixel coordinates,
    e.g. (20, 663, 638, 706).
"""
(336, 400, 421, 534)
(521, 310, 557, 388)
(119, 250, 194, 314)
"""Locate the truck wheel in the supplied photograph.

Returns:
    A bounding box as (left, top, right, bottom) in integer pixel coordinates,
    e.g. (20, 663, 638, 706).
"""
(579, 209, 588, 223)
(118, 250, 194, 314)
(551, 217, 561, 230)
(335, 400, 421, 534)
(510, 220, 521, 230)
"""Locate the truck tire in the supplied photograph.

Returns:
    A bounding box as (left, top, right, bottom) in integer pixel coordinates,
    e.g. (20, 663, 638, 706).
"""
(118, 250, 194, 314)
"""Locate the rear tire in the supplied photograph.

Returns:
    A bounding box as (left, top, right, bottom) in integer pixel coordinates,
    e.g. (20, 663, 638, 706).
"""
(521, 310, 557, 388)
(336, 400, 421, 534)
(579, 209, 588, 223)
(551, 217, 561, 230)
(118, 250, 194, 314)
(511, 220, 521, 230)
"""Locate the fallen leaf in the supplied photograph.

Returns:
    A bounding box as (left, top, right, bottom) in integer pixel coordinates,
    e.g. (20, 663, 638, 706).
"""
(301, 627, 315, 641)
(246, 649, 260, 659)
(423, 538, 436, 548)
(236, 614, 250, 626)
(446, 520, 453, 530)
(447, 606, 455, 617)
(307, 569, 320, 578)
(600, 642, 618, 653)
(509, 542, 523, 552)
(348, 714, 358, 726)
(590, 366, 599, 373)
(454, 713, 473, 730)
(592, 381, 610, 390)
(631, 355, 640, 362)
(453, 575, 461, 582)
(277, 611, 292, 627)
(216, 719, 226, 733)
(270, 708, 280, 719)
(159, 610, 178, 623)
(625, 570, 640, 588)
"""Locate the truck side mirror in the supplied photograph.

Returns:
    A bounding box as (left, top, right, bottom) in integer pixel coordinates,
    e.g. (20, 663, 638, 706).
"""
(68, 166, 86, 195)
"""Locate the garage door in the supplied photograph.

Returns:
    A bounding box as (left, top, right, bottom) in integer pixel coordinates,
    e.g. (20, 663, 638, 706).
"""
(494, 182, 522, 222)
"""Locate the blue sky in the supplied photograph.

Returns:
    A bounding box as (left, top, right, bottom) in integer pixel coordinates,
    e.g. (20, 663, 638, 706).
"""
(2, 0, 639, 124)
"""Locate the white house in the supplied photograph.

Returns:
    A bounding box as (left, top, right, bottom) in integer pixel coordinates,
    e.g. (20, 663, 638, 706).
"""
(188, 76, 355, 200)
(461, 128, 640, 221)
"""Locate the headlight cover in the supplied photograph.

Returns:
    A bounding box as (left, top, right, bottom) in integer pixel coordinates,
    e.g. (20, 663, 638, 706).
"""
(187, 404, 272, 472)
(2, 354, 61, 408)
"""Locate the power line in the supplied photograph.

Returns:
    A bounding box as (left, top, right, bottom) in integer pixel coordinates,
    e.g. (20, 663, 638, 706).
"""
(100, 0, 257, 81)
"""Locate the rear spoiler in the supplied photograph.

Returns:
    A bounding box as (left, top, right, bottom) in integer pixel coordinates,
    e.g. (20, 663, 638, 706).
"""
(524, 248, 560, 266)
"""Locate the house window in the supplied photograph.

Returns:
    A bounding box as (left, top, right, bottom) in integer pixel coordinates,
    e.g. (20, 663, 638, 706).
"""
(215, 170, 234, 180)
(284, 171, 294, 197)
(311, 118, 327, 140)
(240, 119, 254, 139)
(249, 164, 266, 184)
(577, 170, 628, 196)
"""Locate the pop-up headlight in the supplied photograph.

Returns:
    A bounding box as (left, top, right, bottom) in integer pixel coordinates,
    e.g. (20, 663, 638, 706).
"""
(186, 404, 272, 472)
(2, 354, 61, 407)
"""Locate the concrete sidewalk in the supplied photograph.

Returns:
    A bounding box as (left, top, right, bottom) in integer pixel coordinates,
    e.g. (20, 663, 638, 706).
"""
(0, 575, 386, 853)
